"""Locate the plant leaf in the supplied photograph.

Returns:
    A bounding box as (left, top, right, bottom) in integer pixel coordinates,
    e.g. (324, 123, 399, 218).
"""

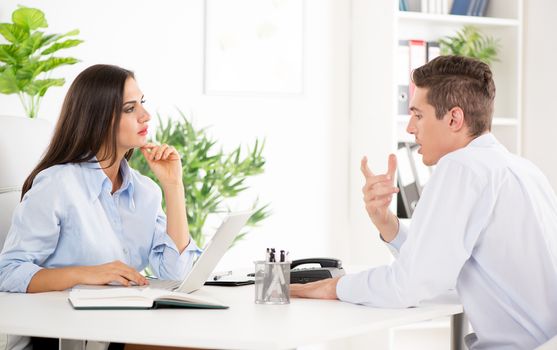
(16, 31, 45, 58)
(38, 57, 79, 73)
(12, 7, 47, 31)
(22, 78, 64, 96)
(438, 25, 499, 66)
(0, 68, 20, 94)
(0, 23, 29, 43)
(0, 45, 19, 65)
(41, 39, 84, 55)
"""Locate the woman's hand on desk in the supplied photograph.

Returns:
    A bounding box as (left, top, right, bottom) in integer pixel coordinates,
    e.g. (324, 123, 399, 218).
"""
(78, 261, 149, 287)
(290, 277, 340, 300)
(27, 261, 148, 293)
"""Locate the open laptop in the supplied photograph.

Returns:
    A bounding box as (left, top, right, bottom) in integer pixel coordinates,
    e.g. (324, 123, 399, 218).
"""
(148, 211, 252, 293)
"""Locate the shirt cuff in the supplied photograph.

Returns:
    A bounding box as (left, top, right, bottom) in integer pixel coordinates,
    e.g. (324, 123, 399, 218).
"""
(336, 273, 368, 304)
(382, 222, 408, 256)
(152, 234, 202, 255)
(152, 234, 202, 280)
(0, 262, 42, 293)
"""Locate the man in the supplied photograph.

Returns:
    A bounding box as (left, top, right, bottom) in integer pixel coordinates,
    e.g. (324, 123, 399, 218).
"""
(290, 55, 557, 349)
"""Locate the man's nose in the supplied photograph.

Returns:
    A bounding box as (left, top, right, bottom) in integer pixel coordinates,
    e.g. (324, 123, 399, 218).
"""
(406, 118, 416, 134)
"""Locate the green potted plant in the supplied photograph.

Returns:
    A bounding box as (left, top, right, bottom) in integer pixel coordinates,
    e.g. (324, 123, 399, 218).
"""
(439, 25, 500, 65)
(129, 111, 271, 248)
(0, 6, 83, 118)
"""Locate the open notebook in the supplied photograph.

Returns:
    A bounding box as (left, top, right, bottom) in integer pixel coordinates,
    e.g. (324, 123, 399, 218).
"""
(68, 211, 252, 310)
(68, 287, 228, 310)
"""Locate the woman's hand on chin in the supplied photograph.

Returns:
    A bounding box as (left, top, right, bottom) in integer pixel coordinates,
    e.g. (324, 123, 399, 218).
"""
(140, 143, 183, 189)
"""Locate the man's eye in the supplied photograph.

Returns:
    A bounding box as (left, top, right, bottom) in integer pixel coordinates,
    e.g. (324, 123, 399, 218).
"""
(414, 114, 422, 119)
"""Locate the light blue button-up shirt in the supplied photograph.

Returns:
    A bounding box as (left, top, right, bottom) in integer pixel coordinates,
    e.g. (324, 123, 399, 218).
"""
(0, 158, 201, 293)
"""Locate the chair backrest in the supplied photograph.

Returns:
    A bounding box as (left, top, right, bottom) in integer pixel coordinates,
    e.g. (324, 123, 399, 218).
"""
(0, 116, 53, 249)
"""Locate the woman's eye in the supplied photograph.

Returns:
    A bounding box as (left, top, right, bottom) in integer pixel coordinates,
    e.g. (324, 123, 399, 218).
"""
(125, 106, 135, 113)
(141, 99, 146, 104)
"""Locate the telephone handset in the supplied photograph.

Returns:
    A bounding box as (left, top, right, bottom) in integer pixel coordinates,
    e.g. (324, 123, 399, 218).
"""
(290, 257, 345, 284)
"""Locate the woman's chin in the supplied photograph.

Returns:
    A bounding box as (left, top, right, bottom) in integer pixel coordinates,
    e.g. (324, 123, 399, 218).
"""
(134, 139, 148, 148)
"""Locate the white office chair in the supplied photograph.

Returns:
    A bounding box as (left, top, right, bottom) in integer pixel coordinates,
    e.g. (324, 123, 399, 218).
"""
(0, 115, 53, 248)
(536, 334, 557, 350)
(0, 115, 53, 350)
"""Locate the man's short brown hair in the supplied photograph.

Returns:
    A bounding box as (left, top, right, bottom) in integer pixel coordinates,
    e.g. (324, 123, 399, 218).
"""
(412, 55, 496, 137)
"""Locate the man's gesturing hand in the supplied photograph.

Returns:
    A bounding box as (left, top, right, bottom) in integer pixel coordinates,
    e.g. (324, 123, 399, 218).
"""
(361, 154, 400, 241)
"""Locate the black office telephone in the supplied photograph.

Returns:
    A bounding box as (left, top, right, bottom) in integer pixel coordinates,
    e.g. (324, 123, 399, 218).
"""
(290, 257, 345, 284)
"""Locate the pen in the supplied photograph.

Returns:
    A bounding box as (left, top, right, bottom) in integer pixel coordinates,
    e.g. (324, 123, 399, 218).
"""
(212, 270, 232, 281)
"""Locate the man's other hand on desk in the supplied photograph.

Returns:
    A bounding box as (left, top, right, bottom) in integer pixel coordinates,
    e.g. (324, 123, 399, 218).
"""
(290, 276, 341, 300)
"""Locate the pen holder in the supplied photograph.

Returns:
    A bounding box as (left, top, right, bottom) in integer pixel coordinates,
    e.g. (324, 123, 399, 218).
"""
(254, 260, 290, 305)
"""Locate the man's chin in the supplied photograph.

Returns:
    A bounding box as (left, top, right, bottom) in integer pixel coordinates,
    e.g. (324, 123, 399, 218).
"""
(422, 157, 440, 167)
(421, 154, 434, 166)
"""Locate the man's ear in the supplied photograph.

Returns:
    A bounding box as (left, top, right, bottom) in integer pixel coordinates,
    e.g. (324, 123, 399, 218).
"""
(447, 107, 465, 131)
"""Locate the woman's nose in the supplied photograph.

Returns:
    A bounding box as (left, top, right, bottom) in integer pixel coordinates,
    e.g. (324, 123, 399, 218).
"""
(140, 106, 151, 123)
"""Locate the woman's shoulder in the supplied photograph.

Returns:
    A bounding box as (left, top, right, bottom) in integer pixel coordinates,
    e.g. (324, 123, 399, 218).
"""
(34, 163, 81, 184)
(25, 163, 83, 202)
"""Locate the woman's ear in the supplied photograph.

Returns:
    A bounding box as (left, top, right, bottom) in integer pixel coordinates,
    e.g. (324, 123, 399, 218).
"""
(448, 107, 465, 131)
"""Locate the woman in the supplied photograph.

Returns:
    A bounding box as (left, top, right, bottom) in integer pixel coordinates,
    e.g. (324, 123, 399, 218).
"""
(0, 64, 200, 348)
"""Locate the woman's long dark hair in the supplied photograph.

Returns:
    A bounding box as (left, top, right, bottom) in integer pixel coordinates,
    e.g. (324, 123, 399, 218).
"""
(21, 64, 135, 199)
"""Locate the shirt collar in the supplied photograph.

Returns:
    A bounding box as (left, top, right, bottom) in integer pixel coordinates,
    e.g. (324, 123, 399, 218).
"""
(467, 132, 503, 149)
(119, 159, 136, 210)
(81, 157, 136, 210)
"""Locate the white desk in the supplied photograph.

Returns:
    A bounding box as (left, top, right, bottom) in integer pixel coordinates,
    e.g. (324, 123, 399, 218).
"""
(0, 285, 464, 350)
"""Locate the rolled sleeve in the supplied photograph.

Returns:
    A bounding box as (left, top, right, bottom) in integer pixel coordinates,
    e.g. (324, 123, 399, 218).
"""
(0, 261, 42, 293)
(149, 212, 202, 280)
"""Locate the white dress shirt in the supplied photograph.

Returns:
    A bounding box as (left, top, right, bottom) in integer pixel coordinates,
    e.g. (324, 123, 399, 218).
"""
(337, 133, 557, 349)
(0, 158, 201, 293)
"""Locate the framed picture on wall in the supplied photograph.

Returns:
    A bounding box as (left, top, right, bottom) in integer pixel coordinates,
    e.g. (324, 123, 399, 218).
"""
(203, 0, 304, 95)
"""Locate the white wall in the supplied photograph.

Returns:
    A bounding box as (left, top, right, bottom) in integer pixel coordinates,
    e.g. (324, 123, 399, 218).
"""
(522, 0, 557, 191)
(3, 0, 554, 282)
(0, 0, 352, 269)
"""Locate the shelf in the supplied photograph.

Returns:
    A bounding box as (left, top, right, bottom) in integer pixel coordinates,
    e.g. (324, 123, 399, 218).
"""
(397, 11, 520, 27)
(492, 118, 518, 126)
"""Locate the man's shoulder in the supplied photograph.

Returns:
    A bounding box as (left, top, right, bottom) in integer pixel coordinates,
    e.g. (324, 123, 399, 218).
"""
(441, 142, 509, 173)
